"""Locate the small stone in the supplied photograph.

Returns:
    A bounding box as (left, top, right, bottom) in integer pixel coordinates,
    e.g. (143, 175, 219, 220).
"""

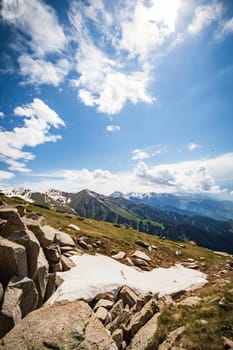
(132, 250, 151, 262)
(94, 299, 115, 311)
(95, 307, 109, 323)
(135, 240, 150, 248)
(112, 328, 123, 348)
(118, 285, 139, 308)
(111, 251, 126, 260)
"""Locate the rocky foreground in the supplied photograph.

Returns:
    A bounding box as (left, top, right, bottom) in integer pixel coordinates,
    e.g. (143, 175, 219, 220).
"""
(0, 198, 233, 349)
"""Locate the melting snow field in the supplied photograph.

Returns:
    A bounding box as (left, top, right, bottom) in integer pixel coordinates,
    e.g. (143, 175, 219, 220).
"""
(47, 254, 207, 305)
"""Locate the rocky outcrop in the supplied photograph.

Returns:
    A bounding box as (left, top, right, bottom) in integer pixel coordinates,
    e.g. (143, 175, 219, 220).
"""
(0, 301, 117, 350)
(0, 203, 79, 338)
(0, 237, 28, 284)
(127, 312, 160, 350)
(0, 276, 38, 338)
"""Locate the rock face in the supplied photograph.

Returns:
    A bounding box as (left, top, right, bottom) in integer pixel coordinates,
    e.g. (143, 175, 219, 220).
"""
(127, 312, 160, 350)
(0, 301, 117, 350)
(0, 276, 38, 338)
(0, 237, 28, 284)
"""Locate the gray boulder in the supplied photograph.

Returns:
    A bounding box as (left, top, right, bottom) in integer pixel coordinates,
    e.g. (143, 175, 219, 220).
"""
(127, 312, 161, 350)
(125, 299, 159, 339)
(0, 300, 117, 350)
(55, 231, 75, 247)
(118, 285, 139, 308)
(35, 225, 56, 248)
(158, 326, 186, 350)
(0, 207, 18, 220)
(0, 283, 3, 304)
(7, 229, 41, 279)
(0, 276, 38, 338)
(33, 248, 49, 306)
(61, 255, 76, 271)
(0, 237, 27, 284)
(0, 212, 25, 238)
(44, 244, 61, 263)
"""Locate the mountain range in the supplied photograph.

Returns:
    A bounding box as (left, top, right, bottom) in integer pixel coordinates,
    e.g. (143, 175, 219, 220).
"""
(2, 187, 233, 254)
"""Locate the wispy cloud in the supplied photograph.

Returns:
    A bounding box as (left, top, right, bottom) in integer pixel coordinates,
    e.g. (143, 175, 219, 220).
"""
(0, 98, 65, 172)
(1, 0, 67, 56)
(106, 125, 120, 132)
(18, 55, 71, 87)
(215, 17, 233, 39)
(0, 112, 4, 118)
(132, 145, 165, 160)
(132, 149, 150, 161)
(188, 2, 222, 34)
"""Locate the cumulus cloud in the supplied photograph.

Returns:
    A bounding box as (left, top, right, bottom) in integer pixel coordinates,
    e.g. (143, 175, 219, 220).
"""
(119, 0, 181, 59)
(134, 160, 220, 193)
(0, 112, 5, 118)
(1, 0, 67, 56)
(9, 153, 233, 196)
(0, 98, 65, 172)
(188, 2, 222, 34)
(106, 125, 120, 132)
(71, 40, 154, 114)
(18, 55, 71, 86)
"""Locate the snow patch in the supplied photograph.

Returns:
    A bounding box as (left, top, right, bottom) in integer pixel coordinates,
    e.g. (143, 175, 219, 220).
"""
(47, 254, 207, 305)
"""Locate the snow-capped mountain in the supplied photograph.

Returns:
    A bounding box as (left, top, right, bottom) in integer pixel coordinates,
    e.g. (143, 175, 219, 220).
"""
(2, 187, 34, 203)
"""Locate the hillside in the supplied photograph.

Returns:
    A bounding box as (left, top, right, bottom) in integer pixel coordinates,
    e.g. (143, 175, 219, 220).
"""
(69, 190, 233, 254)
(112, 192, 233, 221)
(3, 188, 233, 254)
(0, 194, 233, 350)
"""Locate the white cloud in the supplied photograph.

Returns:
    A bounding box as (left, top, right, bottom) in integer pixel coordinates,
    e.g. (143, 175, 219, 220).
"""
(0, 98, 65, 172)
(132, 145, 165, 160)
(215, 17, 233, 39)
(134, 160, 220, 193)
(1, 0, 67, 56)
(187, 142, 200, 151)
(132, 149, 150, 161)
(119, 0, 182, 59)
(18, 55, 71, 86)
(71, 41, 154, 114)
(106, 125, 120, 132)
(8, 153, 233, 196)
(0, 112, 5, 118)
(0, 170, 14, 181)
(188, 2, 222, 34)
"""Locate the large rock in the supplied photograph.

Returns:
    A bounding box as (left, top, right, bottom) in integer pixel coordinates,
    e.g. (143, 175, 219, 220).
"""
(0, 237, 27, 285)
(158, 326, 185, 350)
(44, 273, 57, 302)
(44, 244, 61, 263)
(125, 299, 159, 339)
(0, 212, 25, 238)
(0, 276, 38, 338)
(0, 301, 117, 350)
(109, 299, 124, 320)
(118, 285, 139, 308)
(7, 229, 41, 279)
(35, 225, 56, 248)
(0, 207, 18, 220)
(33, 248, 49, 306)
(61, 255, 76, 271)
(55, 231, 75, 247)
(106, 309, 131, 333)
(127, 312, 160, 350)
(0, 283, 3, 304)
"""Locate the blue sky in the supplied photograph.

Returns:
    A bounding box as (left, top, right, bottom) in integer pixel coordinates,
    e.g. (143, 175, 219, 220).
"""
(0, 0, 233, 198)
